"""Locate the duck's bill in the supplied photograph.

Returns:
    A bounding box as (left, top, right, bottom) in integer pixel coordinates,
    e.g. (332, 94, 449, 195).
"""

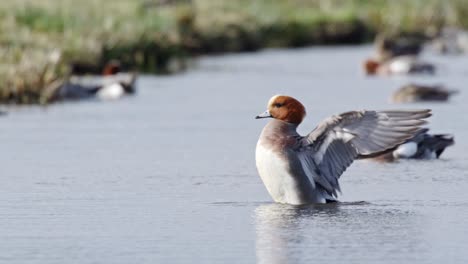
(255, 110, 272, 119)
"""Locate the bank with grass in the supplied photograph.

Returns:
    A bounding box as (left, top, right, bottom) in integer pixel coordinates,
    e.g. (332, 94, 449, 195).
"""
(1, 0, 467, 104)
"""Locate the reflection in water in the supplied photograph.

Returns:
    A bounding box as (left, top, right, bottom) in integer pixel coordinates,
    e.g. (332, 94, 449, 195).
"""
(254, 203, 427, 264)
(255, 203, 341, 264)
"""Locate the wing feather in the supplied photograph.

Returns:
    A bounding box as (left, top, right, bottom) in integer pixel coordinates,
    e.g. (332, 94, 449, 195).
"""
(297, 109, 431, 196)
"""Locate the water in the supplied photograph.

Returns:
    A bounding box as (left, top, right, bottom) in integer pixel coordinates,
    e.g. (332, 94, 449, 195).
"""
(1, 46, 467, 263)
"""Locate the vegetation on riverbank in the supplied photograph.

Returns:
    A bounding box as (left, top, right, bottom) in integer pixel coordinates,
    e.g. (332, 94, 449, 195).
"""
(1, 0, 468, 104)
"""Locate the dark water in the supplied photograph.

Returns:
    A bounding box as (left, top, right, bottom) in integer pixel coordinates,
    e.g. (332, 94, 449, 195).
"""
(1, 46, 467, 263)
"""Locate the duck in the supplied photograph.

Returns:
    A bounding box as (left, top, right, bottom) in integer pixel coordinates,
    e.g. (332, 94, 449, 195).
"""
(95, 73, 137, 101)
(96, 62, 137, 101)
(431, 27, 468, 54)
(392, 84, 458, 103)
(374, 34, 423, 61)
(363, 129, 454, 162)
(56, 61, 136, 101)
(363, 56, 435, 76)
(255, 95, 431, 205)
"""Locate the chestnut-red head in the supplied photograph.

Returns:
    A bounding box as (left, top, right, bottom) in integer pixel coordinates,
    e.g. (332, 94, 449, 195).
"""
(256, 95, 306, 125)
(363, 58, 380, 75)
(102, 60, 122, 76)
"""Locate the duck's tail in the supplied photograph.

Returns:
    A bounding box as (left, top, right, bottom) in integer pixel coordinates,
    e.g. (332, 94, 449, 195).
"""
(424, 134, 455, 158)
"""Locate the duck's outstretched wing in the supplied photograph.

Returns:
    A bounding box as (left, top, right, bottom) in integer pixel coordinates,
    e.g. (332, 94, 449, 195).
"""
(297, 109, 431, 196)
(357, 127, 431, 159)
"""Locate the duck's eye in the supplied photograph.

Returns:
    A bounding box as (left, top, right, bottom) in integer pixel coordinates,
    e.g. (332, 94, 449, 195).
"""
(274, 103, 282, 108)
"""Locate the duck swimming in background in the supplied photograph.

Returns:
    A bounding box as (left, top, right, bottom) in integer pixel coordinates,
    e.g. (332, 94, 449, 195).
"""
(97, 60, 137, 101)
(55, 60, 137, 101)
(392, 84, 458, 103)
(364, 56, 435, 76)
(374, 33, 423, 61)
(255, 95, 431, 204)
(364, 128, 454, 162)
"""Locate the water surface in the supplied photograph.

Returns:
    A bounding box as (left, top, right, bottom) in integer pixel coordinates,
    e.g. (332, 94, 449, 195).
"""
(1, 46, 467, 263)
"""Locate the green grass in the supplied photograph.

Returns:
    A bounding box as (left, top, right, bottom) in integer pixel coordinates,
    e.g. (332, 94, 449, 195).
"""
(1, 0, 468, 104)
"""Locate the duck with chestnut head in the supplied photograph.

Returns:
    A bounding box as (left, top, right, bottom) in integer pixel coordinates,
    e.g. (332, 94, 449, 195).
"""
(255, 95, 431, 205)
(363, 56, 435, 76)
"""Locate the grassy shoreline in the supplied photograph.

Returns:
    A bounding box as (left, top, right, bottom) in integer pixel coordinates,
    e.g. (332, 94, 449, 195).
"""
(1, 0, 467, 104)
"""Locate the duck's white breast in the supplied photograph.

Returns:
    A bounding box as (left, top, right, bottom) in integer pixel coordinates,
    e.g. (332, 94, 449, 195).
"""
(255, 142, 305, 204)
(388, 58, 412, 74)
(393, 142, 418, 158)
(97, 83, 125, 101)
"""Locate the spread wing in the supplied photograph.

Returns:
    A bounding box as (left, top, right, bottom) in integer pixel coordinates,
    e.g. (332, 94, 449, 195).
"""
(297, 109, 431, 196)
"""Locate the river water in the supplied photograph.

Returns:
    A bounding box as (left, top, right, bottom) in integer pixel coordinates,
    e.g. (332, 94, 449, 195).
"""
(1, 46, 467, 263)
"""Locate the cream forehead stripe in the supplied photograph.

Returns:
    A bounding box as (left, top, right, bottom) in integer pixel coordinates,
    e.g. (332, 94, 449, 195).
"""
(268, 95, 283, 106)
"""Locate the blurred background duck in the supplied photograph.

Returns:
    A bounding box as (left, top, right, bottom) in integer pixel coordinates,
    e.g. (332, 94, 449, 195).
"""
(392, 84, 458, 103)
(364, 33, 435, 76)
(55, 60, 137, 101)
(374, 33, 424, 61)
(364, 56, 435, 76)
(96, 61, 137, 101)
(363, 128, 454, 162)
(431, 27, 468, 54)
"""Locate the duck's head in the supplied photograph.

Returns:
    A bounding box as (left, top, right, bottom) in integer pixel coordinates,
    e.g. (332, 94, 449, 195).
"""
(363, 58, 380, 75)
(256, 95, 306, 125)
(102, 60, 122, 76)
